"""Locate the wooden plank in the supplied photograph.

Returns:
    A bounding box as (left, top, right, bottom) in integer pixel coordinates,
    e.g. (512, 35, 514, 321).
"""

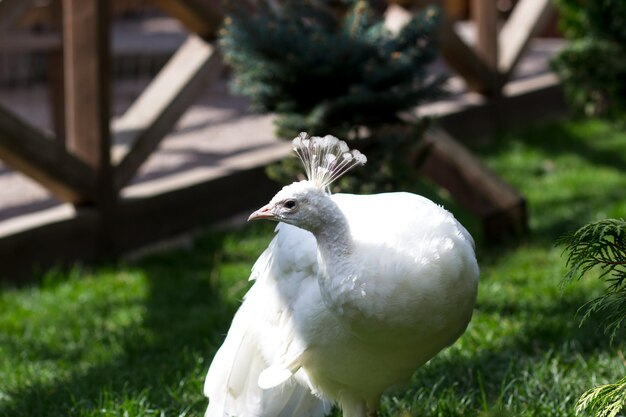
(113, 35, 223, 190)
(472, 0, 498, 69)
(443, 0, 468, 21)
(0, 71, 566, 279)
(48, 0, 65, 143)
(0, 104, 96, 202)
(419, 128, 527, 241)
(153, 0, 222, 39)
(419, 74, 566, 140)
(63, 0, 111, 171)
(0, 32, 62, 51)
(498, 0, 554, 79)
(0, 205, 99, 283)
(63, 0, 115, 255)
(0, 162, 282, 281)
(115, 164, 281, 254)
(0, 0, 35, 32)
(439, 18, 501, 95)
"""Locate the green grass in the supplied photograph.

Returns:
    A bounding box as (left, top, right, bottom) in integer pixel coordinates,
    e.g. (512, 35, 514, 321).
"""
(1, 118, 626, 416)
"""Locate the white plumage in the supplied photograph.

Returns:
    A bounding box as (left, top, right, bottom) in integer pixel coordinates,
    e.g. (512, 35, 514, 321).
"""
(204, 134, 479, 417)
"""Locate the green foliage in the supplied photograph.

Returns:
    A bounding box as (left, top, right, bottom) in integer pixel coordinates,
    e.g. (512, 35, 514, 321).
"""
(576, 375, 626, 417)
(553, 0, 587, 38)
(220, 0, 444, 139)
(559, 219, 626, 342)
(559, 219, 626, 417)
(552, 0, 626, 117)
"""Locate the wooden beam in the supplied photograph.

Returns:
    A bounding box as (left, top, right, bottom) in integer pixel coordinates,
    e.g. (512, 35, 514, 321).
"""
(439, 18, 501, 95)
(0, 205, 99, 283)
(0, 0, 35, 32)
(63, 0, 111, 171)
(419, 128, 527, 241)
(498, 0, 554, 79)
(48, 0, 65, 143)
(63, 0, 115, 255)
(417, 73, 565, 139)
(0, 160, 283, 282)
(0, 32, 62, 51)
(443, 0, 468, 21)
(113, 35, 223, 190)
(153, 0, 222, 39)
(0, 105, 96, 202)
(472, 0, 498, 70)
(0, 72, 567, 279)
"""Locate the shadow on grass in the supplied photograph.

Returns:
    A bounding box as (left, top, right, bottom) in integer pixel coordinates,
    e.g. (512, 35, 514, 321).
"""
(471, 120, 626, 244)
(0, 224, 272, 417)
(387, 291, 620, 416)
(484, 120, 626, 178)
(2, 252, 614, 416)
(535, 122, 626, 171)
(476, 294, 612, 354)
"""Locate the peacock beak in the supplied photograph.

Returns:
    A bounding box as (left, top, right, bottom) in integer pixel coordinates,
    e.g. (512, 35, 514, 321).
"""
(248, 204, 275, 221)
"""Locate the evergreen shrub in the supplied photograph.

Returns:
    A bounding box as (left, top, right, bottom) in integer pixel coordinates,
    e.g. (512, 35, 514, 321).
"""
(552, 0, 626, 117)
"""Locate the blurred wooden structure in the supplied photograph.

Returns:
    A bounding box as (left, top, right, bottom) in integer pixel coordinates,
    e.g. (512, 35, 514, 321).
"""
(440, 0, 554, 95)
(0, 0, 560, 280)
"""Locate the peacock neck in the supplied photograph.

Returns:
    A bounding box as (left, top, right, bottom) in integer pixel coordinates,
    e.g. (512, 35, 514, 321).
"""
(311, 200, 353, 264)
(309, 202, 362, 315)
(316, 223, 353, 260)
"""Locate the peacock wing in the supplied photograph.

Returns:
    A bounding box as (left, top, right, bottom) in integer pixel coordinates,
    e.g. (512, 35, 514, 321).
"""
(204, 222, 329, 417)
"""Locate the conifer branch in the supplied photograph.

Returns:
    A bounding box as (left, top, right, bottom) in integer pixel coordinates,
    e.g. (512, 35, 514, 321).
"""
(559, 218, 626, 341)
(575, 375, 626, 417)
(560, 219, 626, 417)
(219, 0, 444, 139)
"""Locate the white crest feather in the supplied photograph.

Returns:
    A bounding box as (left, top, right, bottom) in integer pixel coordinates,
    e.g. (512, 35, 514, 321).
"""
(292, 132, 367, 189)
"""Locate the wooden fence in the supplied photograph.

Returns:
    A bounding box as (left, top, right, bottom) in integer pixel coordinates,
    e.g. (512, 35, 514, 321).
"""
(0, 0, 560, 279)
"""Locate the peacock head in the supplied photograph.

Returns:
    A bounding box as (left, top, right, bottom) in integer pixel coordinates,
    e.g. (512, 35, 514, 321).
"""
(248, 133, 366, 232)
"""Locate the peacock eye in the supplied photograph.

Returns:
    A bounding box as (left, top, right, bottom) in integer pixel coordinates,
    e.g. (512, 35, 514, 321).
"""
(283, 199, 298, 210)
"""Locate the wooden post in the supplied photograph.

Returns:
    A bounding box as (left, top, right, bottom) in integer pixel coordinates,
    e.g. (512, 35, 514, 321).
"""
(443, 0, 468, 21)
(0, 104, 97, 202)
(0, 0, 35, 32)
(63, 0, 110, 169)
(153, 0, 223, 40)
(419, 128, 527, 242)
(63, 0, 115, 256)
(48, 0, 65, 144)
(439, 17, 499, 95)
(471, 0, 500, 96)
(472, 0, 498, 70)
(498, 0, 555, 80)
(113, 37, 222, 190)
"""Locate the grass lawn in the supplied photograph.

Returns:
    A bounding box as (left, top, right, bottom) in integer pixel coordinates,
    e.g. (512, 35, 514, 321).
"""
(1, 118, 625, 416)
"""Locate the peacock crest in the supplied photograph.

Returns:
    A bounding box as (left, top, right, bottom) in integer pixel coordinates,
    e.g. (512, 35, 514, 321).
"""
(292, 132, 367, 190)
